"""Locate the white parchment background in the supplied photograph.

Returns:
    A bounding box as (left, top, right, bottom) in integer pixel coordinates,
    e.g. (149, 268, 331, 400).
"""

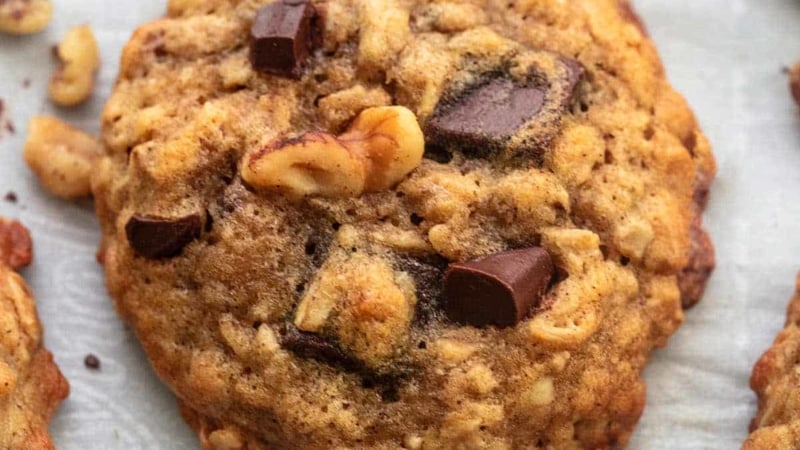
(1, 0, 799, 448)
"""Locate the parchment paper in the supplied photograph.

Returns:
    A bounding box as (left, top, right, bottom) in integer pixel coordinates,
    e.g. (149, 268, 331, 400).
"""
(1, 1, 799, 448)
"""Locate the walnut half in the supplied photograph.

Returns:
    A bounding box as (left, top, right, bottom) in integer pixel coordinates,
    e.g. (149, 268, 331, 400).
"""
(241, 106, 424, 199)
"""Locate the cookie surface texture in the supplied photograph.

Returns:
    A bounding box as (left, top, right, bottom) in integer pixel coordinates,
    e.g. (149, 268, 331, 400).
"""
(0, 219, 69, 450)
(743, 275, 800, 450)
(93, 0, 716, 448)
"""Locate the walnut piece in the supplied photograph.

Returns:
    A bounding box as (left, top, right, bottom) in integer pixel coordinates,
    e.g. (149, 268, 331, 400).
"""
(49, 25, 101, 106)
(23, 116, 104, 199)
(0, 218, 32, 270)
(241, 106, 424, 198)
(0, 0, 52, 35)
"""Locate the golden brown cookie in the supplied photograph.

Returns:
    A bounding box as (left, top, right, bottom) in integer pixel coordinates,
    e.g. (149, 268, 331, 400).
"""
(0, 219, 69, 450)
(744, 275, 800, 450)
(93, 0, 715, 448)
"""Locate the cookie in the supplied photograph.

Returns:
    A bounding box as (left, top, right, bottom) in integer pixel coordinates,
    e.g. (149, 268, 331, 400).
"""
(791, 63, 800, 108)
(743, 275, 800, 449)
(0, 218, 69, 450)
(92, 0, 715, 448)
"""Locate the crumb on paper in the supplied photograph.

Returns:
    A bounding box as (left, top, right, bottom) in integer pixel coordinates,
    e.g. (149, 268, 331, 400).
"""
(0, 98, 14, 142)
(4, 192, 18, 204)
(84, 354, 101, 370)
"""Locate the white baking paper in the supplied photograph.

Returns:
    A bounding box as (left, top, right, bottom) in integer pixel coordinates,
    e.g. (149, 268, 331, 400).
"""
(1, 0, 799, 448)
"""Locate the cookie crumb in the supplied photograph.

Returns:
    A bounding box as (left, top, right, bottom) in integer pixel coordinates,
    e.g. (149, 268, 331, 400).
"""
(22, 78, 31, 89)
(4, 192, 17, 203)
(84, 354, 101, 370)
(0, 98, 14, 141)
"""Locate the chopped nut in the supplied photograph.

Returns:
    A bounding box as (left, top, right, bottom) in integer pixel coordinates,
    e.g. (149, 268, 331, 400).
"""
(339, 105, 425, 192)
(23, 116, 104, 199)
(0, 218, 32, 270)
(241, 106, 424, 198)
(242, 132, 367, 198)
(0, 0, 52, 35)
(49, 25, 101, 106)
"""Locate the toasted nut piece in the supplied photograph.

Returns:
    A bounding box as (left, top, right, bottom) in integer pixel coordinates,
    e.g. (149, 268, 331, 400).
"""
(0, 218, 33, 270)
(49, 25, 101, 106)
(241, 106, 424, 198)
(23, 116, 104, 199)
(0, 0, 52, 35)
(241, 133, 366, 198)
(339, 106, 425, 192)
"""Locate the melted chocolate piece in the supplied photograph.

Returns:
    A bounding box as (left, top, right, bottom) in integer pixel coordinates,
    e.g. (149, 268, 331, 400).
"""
(396, 254, 449, 326)
(427, 77, 547, 149)
(279, 324, 406, 401)
(125, 214, 202, 259)
(280, 324, 359, 371)
(250, 0, 317, 78)
(426, 58, 585, 158)
(443, 248, 553, 328)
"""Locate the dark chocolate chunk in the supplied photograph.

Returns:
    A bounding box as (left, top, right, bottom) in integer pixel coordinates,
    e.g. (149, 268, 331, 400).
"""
(125, 213, 202, 259)
(4, 191, 17, 203)
(84, 354, 101, 370)
(426, 58, 585, 159)
(443, 248, 553, 328)
(396, 254, 449, 326)
(280, 324, 360, 371)
(280, 323, 411, 401)
(427, 77, 547, 151)
(250, 0, 317, 79)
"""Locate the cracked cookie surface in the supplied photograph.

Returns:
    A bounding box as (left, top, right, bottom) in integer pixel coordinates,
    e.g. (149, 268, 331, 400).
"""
(93, 0, 715, 448)
(744, 275, 800, 450)
(0, 219, 69, 450)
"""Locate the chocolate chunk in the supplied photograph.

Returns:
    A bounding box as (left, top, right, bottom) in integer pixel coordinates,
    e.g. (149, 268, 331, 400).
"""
(443, 248, 553, 328)
(396, 254, 449, 326)
(4, 191, 17, 203)
(427, 77, 546, 151)
(125, 213, 202, 259)
(280, 324, 359, 371)
(426, 58, 584, 159)
(250, 0, 317, 79)
(280, 323, 411, 401)
(84, 354, 101, 370)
